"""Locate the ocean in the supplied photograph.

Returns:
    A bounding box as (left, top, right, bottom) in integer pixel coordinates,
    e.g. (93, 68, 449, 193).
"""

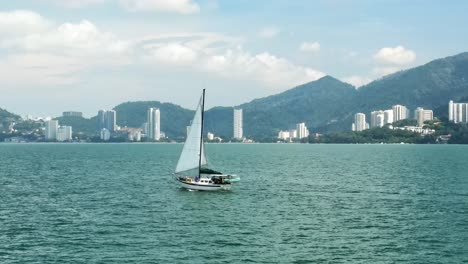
(1, 143, 467, 263)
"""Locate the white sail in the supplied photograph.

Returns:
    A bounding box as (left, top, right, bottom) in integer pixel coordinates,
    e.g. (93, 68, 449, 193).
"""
(175, 94, 207, 173)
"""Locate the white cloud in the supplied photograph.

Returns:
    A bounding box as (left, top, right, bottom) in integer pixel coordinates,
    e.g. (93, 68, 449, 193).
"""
(0, 10, 51, 35)
(342, 75, 372, 88)
(145, 42, 198, 64)
(120, 0, 200, 14)
(38, 0, 108, 8)
(299, 42, 320, 52)
(0, 10, 325, 90)
(374, 45, 416, 65)
(258, 27, 280, 38)
(16, 20, 129, 56)
(201, 47, 325, 88)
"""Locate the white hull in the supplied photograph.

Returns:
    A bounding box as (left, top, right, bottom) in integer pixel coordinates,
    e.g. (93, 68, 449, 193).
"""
(176, 178, 232, 191)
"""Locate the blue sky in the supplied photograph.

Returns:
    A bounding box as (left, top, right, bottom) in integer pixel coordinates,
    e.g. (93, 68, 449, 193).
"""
(1, 0, 468, 117)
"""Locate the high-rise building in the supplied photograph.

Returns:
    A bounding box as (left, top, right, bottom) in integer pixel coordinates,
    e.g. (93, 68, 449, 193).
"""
(384, 109, 394, 124)
(106, 110, 116, 132)
(352, 113, 368, 131)
(296, 123, 309, 139)
(97, 110, 117, 132)
(392, 105, 408, 122)
(371, 110, 385, 128)
(448, 100, 468, 123)
(415, 107, 433, 127)
(98, 110, 106, 130)
(57, 126, 72, 142)
(45, 120, 59, 140)
(147, 108, 161, 141)
(233, 109, 243, 139)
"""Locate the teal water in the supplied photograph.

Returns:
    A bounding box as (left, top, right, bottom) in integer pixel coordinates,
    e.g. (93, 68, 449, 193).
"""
(1, 144, 467, 263)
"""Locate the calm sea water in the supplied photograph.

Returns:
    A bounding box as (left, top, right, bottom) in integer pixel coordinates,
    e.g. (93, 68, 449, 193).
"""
(1, 143, 467, 263)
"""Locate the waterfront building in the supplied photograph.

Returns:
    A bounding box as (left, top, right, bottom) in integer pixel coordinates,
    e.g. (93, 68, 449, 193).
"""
(448, 100, 468, 123)
(147, 108, 161, 141)
(233, 109, 243, 140)
(100, 128, 111, 141)
(352, 113, 368, 131)
(415, 107, 433, 127)
(57, 126, 72, 142)
(296, 123, 309, 139)
(289, 129, 297, 139)
(45, 120, 59, 140)
(278, 130, 291, 140)
(392, 105, 408, 122)
(371, 110, 385, 128)
(63, 111, 83, 118)
(207, 132, 214, 141)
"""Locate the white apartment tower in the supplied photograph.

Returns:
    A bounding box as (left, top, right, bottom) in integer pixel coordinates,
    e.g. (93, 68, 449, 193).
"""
(57, 126, 72, 142)
(296, 123, 310, 139)
(392, 105, 408, 122)
(352, 113, 368, 131)
(233, 108, 243, 139)
(415, 107, 433, 127)
(384, 109, 394, 124)
(45, 120, 59, 140)
(449, 100, 468, 123)
(370, 110, 385, 128)
(147, 108, 161, 141)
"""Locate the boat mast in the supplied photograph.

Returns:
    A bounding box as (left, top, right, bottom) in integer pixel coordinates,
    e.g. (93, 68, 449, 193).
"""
(198, 89, 206, 178)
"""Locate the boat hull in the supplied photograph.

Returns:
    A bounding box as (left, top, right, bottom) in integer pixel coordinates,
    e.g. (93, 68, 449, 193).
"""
(176, 178, 232, 191)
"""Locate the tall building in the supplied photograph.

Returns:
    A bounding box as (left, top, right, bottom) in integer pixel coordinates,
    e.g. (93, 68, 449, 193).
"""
(98, 110, 106, 130)
(57, 126, 72, 142)
(392, 105, 408, 122)
(352, 113, 368, 131)
(97, 110, 117, 132)
(415, 107, 433, 127)
(233, 108, 243, 139)
(147, 108, 161, 141)
(106, 110, 116, 132)
(448, 100, 468, 123)
(45, 120, 59, 140)
(296, 123, 309, 139)
(371, 110, 385, 128)
(383, 109, 394, 124)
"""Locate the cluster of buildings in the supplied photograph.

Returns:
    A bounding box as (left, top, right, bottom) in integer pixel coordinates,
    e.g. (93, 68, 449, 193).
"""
(45, 120, 72, 142)
(277, 122, 310, 141)
(352, 104, 435, 135)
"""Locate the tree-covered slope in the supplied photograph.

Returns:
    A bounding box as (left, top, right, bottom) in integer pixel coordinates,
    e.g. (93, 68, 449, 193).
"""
(0, 108, 21, 131)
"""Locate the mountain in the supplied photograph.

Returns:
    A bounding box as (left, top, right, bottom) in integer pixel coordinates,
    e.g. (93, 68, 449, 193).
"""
(0, 108, 21, 131)
(205, 76, 357, 138)
(355, 52, 468, 114)
(4, 52, 468, 139)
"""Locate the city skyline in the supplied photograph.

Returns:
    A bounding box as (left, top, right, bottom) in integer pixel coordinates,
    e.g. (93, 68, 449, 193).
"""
(2, 1, 468, 116)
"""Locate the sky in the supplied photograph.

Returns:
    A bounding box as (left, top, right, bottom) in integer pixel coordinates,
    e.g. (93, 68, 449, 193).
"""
(1, 0, 468, 117)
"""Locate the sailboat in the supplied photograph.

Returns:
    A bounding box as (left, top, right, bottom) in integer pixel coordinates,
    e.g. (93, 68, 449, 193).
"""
(174, 89, 240, 191)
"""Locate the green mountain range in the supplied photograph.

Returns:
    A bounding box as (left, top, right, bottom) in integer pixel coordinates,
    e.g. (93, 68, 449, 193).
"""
(0, 108, 20, 130)
(3, 52, 468, 138)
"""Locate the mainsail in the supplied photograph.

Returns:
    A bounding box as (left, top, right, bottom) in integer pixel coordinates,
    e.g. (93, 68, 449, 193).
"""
(175, 93, 207, 173)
